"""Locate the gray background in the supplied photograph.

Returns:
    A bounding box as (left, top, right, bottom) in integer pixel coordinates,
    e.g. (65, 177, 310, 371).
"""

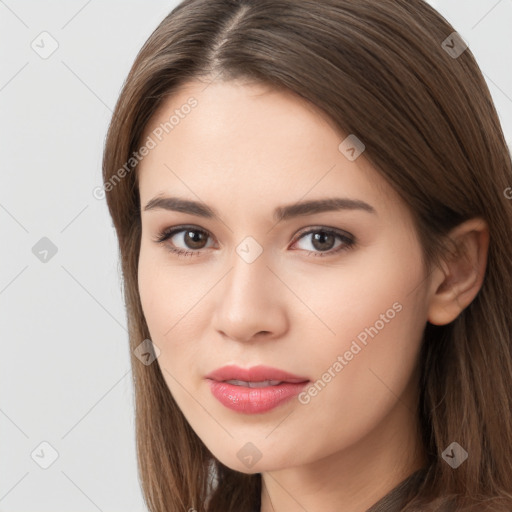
(1, 1, 511, 510)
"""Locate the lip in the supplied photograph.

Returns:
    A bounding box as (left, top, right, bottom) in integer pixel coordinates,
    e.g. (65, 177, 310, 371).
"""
(205, 365, 310, 414)
(205, 364, 309, 383)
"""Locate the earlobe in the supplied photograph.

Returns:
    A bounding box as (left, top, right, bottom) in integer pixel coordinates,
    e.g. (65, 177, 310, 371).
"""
(427, 218, 489, 326)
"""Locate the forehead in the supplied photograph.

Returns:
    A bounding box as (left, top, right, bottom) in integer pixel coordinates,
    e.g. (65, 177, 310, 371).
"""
(137, 79, 402, 221)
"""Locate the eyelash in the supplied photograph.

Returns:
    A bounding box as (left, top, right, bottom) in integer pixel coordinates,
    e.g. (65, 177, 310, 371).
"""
(153, 225, 356, 259)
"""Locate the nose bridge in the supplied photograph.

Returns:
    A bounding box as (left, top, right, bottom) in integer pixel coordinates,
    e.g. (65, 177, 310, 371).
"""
(224, 239, 272, 310)
(212, 238, 287, 341)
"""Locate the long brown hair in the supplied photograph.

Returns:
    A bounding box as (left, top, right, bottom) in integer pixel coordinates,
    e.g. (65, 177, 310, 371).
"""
(102, 1, 512, 510)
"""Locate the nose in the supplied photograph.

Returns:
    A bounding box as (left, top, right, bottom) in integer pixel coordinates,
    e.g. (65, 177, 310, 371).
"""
(211, 247, 289, 343)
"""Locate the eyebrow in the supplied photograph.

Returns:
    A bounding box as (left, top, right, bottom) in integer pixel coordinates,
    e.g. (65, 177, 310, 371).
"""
(143, 195, 376, 222)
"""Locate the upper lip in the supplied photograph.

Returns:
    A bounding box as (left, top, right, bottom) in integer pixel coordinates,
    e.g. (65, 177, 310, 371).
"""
(205, 365, 310, 383)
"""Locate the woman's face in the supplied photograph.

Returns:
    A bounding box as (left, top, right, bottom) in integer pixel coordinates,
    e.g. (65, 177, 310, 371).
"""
(137, 79, 431, 473)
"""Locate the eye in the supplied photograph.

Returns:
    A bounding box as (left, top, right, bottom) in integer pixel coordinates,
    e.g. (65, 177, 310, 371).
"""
(291, 227, 355, 257)
(153, 225, 356, 258)
(154, 226, 214, 257)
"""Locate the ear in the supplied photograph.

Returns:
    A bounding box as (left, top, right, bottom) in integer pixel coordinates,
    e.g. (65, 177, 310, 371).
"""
(427, 218, 489, 326)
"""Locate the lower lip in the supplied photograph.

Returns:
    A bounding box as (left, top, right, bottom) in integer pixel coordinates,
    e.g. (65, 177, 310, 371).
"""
(207, 380, 309, 414)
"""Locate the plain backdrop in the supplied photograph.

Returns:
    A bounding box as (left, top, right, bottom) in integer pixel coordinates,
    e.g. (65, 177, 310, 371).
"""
(1, 1, 511, 510)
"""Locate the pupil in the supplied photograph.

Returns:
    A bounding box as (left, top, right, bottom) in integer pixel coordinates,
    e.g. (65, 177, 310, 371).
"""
(312, 232, 334, 251)
(186, 230, 206, 249)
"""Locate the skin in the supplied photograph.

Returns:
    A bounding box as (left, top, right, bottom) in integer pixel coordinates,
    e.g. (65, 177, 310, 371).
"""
(136, 79, 489, 512)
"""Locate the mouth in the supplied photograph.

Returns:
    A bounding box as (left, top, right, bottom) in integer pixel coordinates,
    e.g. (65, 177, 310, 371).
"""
(205, 364, 310, 384)
(205, 365, 310, 414)
(222, 379, 284, 388)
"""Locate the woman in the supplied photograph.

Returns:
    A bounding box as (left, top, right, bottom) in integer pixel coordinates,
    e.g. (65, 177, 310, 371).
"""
(101, 0, 512, 510)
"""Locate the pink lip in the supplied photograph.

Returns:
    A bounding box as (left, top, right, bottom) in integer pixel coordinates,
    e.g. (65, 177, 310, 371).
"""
(205, 364, 309, 383)
(205, 365, 310, 414)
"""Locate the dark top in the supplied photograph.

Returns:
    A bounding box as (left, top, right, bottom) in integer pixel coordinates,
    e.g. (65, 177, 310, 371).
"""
(256, 468, 455, 512)
(365, 468, 427, 512)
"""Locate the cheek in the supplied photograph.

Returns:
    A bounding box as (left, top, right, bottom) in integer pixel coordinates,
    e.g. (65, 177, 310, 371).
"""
(137, 244, 207, 380)
(137, 244, 184, 369)
(286, 233, 426, 350)
(138, 247, 166, 336)
(138, 241, 193, 337)
(290, 252, 427, 443)
(324, 245, 427, 389)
